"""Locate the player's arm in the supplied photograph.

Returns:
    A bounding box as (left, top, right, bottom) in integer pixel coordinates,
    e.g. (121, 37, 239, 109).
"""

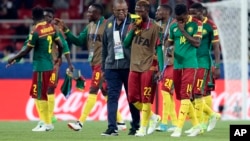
(155, 27, 164, 72)
(58, 32, 73, 69)
(178, 21, 202, 47)
(14, 36, 29, 63)
(54, 18, 87, 47)
(6, 32, 37, 67)
(53, 32, 63, 60)
(64, 26, 88, 47)
(211, 23, 221, 79)
(123, 23, 136, 48)
(165, 25, 174, 56)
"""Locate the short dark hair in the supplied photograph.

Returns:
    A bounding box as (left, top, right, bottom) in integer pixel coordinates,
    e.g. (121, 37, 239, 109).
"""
(136, 0, 150, 12)
(161, 4, 172, 15)
(190, 3, 203, 10)
(32, 6, 44, 20)
(203, 6, 208, 16)
(44, 7, 55, 15)
(175, 4, 188, 16)
(91, 3, 104, 14)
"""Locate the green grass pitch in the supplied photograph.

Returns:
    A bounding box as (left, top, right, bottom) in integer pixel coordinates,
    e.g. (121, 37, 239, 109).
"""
(0, 120, 248, 141)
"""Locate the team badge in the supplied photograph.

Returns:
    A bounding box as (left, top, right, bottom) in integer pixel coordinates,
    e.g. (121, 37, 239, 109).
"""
(173, 27, 178, 32)
(202, 29, 207, 35)
(108, 22, 112, 28)
(187, 27, 193, 33)
(28, 34, 33, 40)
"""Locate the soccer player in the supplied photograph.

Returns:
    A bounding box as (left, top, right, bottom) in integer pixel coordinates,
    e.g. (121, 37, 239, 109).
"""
(7, 6, 64, 131)
(166, 4, 203, 137)
(43, 7, 73, 126)
(17, 8, 74, 131)
(154, 4, 178, 132)
(55, 3, 126, 131)
(188, 3, 221, 133)
(123, 0, 163, 136)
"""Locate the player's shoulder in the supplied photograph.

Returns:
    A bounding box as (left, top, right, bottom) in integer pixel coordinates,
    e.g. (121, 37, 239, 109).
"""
(152, 20, 161, 28)
(206, 18, 217, 29)
(191, 16, 202, 26)
(169, 19, 177, 28)
(154, 20, 161, 27)
(34, 21, 56, 36)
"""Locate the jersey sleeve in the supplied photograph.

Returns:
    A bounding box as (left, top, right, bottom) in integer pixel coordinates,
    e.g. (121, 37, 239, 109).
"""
(193, 21, 203, 39)
(211, 24, 219, 43)
(52, 31, 60, 41)
(27, 32, 39, 47)
(59, 33, 70, 54)
(64, 26, 88, 46)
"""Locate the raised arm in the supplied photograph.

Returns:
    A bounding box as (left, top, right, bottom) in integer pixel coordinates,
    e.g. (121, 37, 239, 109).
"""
(177, 21, 202, 47)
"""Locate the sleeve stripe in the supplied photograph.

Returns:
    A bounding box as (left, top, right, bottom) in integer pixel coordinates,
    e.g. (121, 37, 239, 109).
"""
(63, 51, 70, 54)
(212, 40, 219, 43)
(194, 35, 202, 38)
(55, 37, 60, 40)
(27, 43, 34, 47)
(168, 38, 173, 41)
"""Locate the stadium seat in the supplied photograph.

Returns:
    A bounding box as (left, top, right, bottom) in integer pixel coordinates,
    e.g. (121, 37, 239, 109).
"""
(69, 0, 80, 8)
(0, 42, 13, 51)
(15, 41, 24, 50)
(18, 9, 32, 19)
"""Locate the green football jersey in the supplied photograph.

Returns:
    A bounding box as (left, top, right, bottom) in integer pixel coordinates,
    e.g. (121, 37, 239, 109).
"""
(197, 17, 219, 69)
(168, 16, 203, 69)
(59, 32, 70, 54)
(27, 21, 60, 71)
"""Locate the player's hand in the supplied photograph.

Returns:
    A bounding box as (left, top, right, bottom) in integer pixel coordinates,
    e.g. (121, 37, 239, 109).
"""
(213, 68, 220, 79)
(68, 64, 74, 72)
(166, 46, 173, 57)
(177, 21, 185, 31)
(130, 22, 137, 31)
(54, 58, 62, 66)
(152, 71, 161, 83)
(54, 18, 67, 31)
(6, 58, 16, 68)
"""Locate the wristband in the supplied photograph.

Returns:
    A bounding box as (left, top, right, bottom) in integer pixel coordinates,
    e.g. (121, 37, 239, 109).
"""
(214, 63, 220, 69)
(64, 29, 70, 33)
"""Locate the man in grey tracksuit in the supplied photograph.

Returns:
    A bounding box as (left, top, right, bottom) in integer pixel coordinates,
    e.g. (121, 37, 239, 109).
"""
(101, 0, 140, 136)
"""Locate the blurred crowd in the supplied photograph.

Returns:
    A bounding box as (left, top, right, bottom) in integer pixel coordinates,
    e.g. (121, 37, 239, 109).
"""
(0, 0, 221, 62)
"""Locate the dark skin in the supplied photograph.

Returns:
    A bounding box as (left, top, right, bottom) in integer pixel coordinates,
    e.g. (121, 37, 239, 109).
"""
(6, 19, 63, 68)
(175, 13, 201, 48)
(113, 1, 128, 25)
(155, 6, 171, 23)
(54, 5, 102, 31)
(87, 5, 102, 22)
(129, 4, 150, 31)
(44, 10, 74, 72)
(189, 8, 220, 79)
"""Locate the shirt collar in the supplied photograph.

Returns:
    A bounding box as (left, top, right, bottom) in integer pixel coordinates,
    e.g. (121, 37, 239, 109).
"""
(186, 15, 192, 24)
